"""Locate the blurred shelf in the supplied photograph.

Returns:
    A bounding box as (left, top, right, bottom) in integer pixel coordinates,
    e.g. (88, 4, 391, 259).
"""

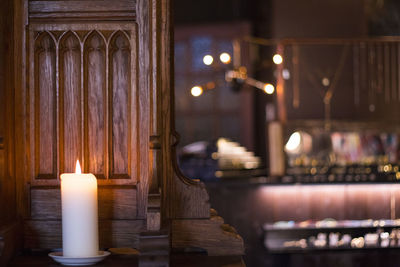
(264, 219, 400, 254)
(264, 219, 400, 231)
(265, 246, 400, 254)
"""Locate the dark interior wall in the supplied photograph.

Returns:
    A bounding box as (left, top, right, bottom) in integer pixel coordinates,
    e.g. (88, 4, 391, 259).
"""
(270, 0, 367, 123)
(174, 1, 392, 160)
(271, 0, 367, 38)
(368, 0, 400, 35)
(271, 0, 400, 125)
(174, 0, 252, 25)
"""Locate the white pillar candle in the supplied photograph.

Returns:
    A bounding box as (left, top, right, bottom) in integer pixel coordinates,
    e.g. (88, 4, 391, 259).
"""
(61, 160, 99, 257)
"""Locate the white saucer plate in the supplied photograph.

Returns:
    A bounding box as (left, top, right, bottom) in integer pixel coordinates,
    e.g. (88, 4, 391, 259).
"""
(48, 251, 111, 266)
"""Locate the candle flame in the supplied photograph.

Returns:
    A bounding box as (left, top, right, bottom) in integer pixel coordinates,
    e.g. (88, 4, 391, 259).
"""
(75, 160, 81, 174)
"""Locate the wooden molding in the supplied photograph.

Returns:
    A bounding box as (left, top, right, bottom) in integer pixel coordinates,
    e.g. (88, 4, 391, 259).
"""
(171, 213, 245, 256)
(28, 0, 136, 21)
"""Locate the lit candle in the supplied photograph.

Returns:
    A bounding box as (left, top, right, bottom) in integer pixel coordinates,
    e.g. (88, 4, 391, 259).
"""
(61, 160, 99, 257)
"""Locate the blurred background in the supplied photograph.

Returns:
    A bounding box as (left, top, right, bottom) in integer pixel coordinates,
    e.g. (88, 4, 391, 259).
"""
(173, 0, 400, 266)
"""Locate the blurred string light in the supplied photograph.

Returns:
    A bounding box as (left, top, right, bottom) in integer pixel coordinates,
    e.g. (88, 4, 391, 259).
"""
(272, 54, 283, 65)
(322, 77, 330, 87)
(203, 53, 232, 66)
(203, 55, 214, 65)
(192, 49, 276, 97)
(191, 82, 216, 97)
(226, 67, 275, 95)
(191, 86, 203, 97)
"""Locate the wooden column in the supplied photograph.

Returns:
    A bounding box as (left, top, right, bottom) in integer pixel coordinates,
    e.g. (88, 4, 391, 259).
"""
(0, 0, 21, 264)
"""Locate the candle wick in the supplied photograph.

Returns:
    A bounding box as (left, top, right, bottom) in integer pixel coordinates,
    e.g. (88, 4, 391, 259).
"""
(76, 160, 82, 174)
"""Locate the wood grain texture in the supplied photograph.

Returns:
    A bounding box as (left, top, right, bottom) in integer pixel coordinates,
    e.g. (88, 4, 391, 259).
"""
(110, 32, 130, 178)
(59, 32, 82, 173)
(9, 0, 244, 257)
(147, 0, 162, 196)
(171, 216, 245, 256)
(24, 21, 143, 249)
(34, 33, 57, 178)
(30, 187, 138, 220)
(24, 219, 145, 249)
(14, 0, 30, 219)
(84, 32, 106, 178)
(28, 24, 139, 186)
(29, 0, 136, 20)
(29, 0, 136, 13)
(136, 0, 151, 219)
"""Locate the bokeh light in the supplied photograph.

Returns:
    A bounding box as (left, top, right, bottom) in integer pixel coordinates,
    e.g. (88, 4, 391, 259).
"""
(191, 86, 203, 97)
(203, 55, 214, 65)
(272, 54, 283, 65)
(219, 52, 231, 64)
(263, 83, 275, 94)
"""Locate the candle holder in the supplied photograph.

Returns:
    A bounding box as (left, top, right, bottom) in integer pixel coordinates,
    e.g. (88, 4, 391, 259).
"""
(48, 250, 110, 266)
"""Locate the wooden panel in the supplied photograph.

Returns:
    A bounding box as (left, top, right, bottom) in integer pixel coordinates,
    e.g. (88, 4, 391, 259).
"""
(30, 187, 138, 220)
(136, 0, 151, 218)
(84, 32, 107, 178)
(29, 24, 138, 185)
(59, 32, 81, 173)
(29, 0, 136, 13)
(34, 33, 57, 178)
(24, 219, 144, 249)
(28, 0, 136, 20)
(110, 32, 131, 179)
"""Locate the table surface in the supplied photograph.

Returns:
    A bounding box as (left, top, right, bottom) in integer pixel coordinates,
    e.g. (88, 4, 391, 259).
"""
(7, 251, 245, 267)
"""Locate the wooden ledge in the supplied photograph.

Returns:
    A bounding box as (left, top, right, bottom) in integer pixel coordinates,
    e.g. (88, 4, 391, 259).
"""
(8, 250, 245, 267)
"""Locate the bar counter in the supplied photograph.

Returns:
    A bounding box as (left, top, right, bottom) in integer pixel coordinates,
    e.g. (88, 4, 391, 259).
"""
(204, 176, 400, 267)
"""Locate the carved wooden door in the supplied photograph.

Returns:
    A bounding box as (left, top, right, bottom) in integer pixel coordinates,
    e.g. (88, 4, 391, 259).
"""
(18, 0, 152, 249)
(11, 0, 244, 255)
